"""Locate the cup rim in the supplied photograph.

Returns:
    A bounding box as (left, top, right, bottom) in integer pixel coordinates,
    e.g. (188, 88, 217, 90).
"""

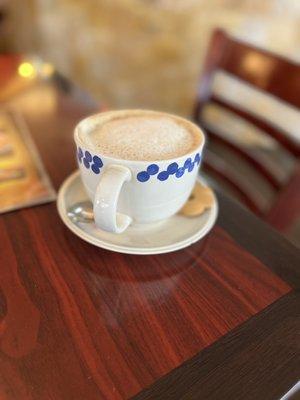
(74, 109, 205, 165)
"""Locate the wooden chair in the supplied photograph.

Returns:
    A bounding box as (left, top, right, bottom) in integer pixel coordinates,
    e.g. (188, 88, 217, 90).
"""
(193, 29, 300, 236)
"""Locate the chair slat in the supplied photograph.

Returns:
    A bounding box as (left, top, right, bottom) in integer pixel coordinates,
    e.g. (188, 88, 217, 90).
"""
(203, 154, 263, 216)
(210, 96, 300, 157)
(217, 32, 300, 109)
(203, 126, 282, 191)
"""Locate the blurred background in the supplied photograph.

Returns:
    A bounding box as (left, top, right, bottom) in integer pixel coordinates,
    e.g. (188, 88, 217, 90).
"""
(1, 0, 299, 246)
(2, 0, 300, 115)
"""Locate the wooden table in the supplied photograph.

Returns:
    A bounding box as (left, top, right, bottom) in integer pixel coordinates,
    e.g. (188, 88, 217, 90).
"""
(0, 57, 299, 400)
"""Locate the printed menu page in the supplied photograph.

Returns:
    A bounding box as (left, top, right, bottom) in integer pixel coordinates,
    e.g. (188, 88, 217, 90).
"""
(0, 108, 55, 213)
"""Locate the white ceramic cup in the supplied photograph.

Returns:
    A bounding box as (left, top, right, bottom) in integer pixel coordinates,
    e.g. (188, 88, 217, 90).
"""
(74, 110, 205, 233)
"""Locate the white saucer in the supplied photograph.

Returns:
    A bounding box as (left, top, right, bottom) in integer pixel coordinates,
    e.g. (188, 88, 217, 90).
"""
(57, 170, 218, 255)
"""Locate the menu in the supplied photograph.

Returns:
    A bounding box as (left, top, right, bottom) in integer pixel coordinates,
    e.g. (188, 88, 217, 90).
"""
(0, 108, 55, 213)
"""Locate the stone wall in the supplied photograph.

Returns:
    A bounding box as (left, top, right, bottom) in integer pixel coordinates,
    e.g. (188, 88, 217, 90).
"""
(7, 0, 300, 115)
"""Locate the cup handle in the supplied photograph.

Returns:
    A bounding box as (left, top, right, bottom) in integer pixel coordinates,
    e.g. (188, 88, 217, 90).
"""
(93, 164, 132, 233)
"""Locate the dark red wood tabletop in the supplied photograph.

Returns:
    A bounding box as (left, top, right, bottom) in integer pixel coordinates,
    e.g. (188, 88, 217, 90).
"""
(0, 57, 299, 400)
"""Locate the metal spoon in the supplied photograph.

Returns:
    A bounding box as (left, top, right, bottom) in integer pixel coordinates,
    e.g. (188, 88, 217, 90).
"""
(67, 201, 94, 223)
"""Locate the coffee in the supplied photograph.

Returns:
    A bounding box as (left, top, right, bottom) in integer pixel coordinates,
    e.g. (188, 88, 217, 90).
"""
(75, 110, 205, 233)
(83, 111, 201, 161)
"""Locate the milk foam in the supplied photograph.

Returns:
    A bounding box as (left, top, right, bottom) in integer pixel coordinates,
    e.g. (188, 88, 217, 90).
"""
(86, 115, 198, 161)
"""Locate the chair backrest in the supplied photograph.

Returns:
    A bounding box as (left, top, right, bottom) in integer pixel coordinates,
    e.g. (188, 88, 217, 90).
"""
(193, 29, 300, 215)
(194, 29, 300, 158)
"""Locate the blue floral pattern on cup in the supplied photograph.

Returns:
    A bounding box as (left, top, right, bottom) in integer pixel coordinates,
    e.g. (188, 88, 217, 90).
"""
(77, 147, 103, 175)
(136, 163, 160, 182)
(137, 153, 201, 183)
(77, 147, 201, 182)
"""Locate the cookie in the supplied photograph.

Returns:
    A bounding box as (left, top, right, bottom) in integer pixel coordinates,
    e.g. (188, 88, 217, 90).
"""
(180, 182, 214, 217)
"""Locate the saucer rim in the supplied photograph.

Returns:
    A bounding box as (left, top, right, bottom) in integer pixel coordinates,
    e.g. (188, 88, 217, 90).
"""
(57, 170, 218, 255)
